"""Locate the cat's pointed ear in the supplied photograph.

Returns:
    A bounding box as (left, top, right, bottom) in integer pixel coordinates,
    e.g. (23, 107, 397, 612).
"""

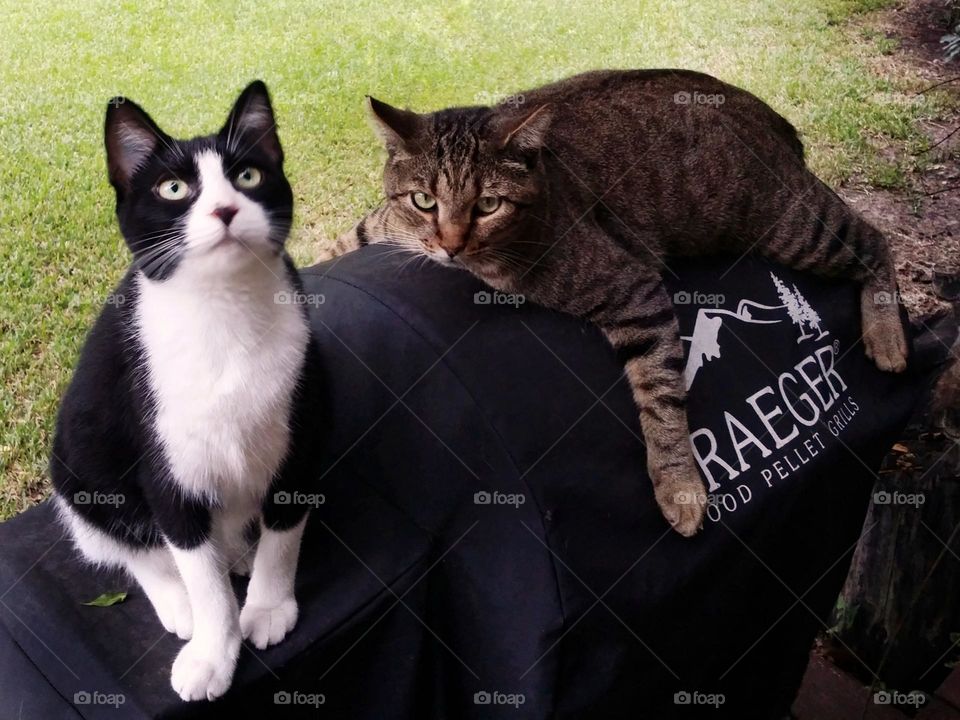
(220, 80, 283, 163)
(104, 97, 168, 190)
(490, 104, 552, 153)
(366, 96, 423, 154)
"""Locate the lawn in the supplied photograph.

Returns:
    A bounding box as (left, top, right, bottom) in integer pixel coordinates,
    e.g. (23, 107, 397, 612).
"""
(0, 0, 951, 518)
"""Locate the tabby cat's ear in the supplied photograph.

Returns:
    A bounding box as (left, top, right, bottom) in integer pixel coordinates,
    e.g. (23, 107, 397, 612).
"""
(366, 96, 423, 153)
(490, 104, 552, 153)
(220, 80, 283, 163)
(104, 97, 168, 190)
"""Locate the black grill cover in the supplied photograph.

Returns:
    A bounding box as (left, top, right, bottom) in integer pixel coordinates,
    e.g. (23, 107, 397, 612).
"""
(0, 244, 952, 719)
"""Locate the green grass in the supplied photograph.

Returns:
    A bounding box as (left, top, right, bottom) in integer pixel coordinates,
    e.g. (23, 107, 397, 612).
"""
(0, 0, 951, 518)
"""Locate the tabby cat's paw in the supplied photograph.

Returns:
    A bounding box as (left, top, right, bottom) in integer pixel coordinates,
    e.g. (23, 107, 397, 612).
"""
(861, 288, 908, 373)
(656, 477, 706, 537)
(863, 317, 908, 373)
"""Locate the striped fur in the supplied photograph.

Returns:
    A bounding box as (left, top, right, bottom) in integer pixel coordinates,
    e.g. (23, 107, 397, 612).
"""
(347, 69, 909, 536)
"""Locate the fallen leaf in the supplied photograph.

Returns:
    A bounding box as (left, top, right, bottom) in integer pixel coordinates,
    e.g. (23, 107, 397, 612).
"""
(82, 591, 127, 607)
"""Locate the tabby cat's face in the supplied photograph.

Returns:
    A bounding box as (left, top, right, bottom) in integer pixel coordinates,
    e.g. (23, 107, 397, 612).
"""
(367, 98, 552, 273)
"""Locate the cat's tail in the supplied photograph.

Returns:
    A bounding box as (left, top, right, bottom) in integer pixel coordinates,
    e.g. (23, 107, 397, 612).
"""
(315, 224, 364, 262)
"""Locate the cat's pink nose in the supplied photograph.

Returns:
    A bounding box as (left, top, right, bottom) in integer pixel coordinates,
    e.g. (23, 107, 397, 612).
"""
(437, 224, 467, 258)
(212, 206, 238, 226)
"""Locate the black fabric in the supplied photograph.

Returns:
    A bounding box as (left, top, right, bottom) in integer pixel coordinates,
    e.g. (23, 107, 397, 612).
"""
(0, 244, 953, 719)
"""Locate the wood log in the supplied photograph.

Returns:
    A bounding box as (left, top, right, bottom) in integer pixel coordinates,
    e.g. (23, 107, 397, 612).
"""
(832, 303, 960, 703)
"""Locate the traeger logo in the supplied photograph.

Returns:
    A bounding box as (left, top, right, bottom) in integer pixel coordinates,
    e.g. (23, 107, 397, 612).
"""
(682, 273, 860, 522)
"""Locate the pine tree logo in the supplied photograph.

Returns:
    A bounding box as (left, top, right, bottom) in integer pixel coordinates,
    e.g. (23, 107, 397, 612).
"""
(679, 274, 834, 388)
(769, 272, 829, 343)
(792, 283, 828, 340)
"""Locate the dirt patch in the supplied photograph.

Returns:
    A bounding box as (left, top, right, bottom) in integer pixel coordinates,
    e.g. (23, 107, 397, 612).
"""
(841, 0, 960, 319)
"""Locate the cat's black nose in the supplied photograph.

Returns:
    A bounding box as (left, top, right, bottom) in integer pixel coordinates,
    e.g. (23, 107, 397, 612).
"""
(212, 206, 239, 226)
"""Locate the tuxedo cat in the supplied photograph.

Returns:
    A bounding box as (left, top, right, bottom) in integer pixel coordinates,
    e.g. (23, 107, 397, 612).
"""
(50, 81, 322, 701)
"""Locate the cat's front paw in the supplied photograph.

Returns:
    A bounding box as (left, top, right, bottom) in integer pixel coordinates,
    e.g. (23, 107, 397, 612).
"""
(240, 597, 298, 650)
(655, 476, 706, 537)
(170, 636, 240, 702)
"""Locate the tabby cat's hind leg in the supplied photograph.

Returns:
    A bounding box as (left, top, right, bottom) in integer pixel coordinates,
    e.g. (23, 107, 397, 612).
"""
(754, 171, 908, 373)
(860, 276, 909, 373)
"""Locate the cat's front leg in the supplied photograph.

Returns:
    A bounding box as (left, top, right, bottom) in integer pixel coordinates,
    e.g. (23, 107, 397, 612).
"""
(168, 542, 241, 701)
(239, 345, 322, 649)
(239, 456, 314, 649)
(596, 273, 707, 536)
(239, 514, 307, 649)
(146, 486, 241, 701)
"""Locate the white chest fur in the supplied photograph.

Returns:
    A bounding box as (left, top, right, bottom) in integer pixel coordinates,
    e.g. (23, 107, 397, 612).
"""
(135, 262, 308, 502)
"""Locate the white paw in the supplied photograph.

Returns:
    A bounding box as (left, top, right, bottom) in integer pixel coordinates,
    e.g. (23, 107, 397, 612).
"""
(152, 585, 193, 640)
(240, 597, 298, 650)
(170, 637, 239, 702)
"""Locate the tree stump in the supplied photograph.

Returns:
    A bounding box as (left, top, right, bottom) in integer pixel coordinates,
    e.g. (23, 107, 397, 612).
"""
(832, 302, 960, 702)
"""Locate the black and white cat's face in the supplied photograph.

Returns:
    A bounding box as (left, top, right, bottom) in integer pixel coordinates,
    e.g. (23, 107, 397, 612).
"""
(105, 81, 293, 280)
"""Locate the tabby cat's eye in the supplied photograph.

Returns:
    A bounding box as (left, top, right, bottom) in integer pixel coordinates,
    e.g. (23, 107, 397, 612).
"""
(156, 178, 190, 201)
(475, 196, 501, 214)
(412, 192, 437, 211)
(234, 167, 263, 189)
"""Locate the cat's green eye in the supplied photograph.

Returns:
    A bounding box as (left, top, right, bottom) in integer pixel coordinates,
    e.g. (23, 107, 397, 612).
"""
(235, 167, 263, 190)
(411, 192, 437, 211)
(156, 179, 190, 201)
(475, 196, 501, 214)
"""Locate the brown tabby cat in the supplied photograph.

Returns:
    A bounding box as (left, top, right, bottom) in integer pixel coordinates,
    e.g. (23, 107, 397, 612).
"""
(340, 69, 909, 536)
